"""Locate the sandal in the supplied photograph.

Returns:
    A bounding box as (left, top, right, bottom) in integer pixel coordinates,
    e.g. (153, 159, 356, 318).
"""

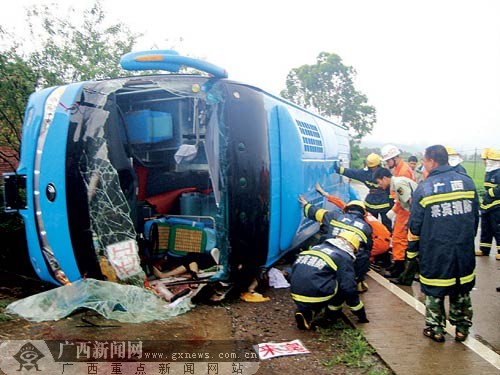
(455, 330, 468, 342)
(423, 327, 445, 342)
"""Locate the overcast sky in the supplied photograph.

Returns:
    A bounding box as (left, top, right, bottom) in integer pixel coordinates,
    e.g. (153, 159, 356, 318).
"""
(2, 0, 499, 154)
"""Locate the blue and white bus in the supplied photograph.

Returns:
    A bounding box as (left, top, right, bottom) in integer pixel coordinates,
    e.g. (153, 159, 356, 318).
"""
(3, 50, 351, 287)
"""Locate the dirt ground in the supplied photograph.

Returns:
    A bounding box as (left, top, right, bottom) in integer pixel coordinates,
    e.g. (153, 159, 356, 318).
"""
(228, 287, 392, 375)
(0, 269, 392, 375)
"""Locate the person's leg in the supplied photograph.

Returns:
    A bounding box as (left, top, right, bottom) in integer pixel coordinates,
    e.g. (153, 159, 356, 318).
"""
(385, 212, 408, 278)
(378, 208, 393, 233)
(423, 294, 446, 342)
(490, 210, 500, 259)
(354, 248, 370, 292)
(478, 212, 493, 256)
(326, 292, 345, 322)
(294, 301, 317, 330)
(449, 292, 473, 341)
(153, 261, 198, 279)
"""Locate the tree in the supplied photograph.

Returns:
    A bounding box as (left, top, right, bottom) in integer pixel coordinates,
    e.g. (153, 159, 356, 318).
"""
(27, 1, 139, 85)
(281, 52, 376, 160)
(0, 41, 38, 171)
(0, 1, 140, 171)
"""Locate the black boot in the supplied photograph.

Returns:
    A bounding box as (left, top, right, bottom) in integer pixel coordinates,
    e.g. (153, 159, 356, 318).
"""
(384, 260, 404, 278)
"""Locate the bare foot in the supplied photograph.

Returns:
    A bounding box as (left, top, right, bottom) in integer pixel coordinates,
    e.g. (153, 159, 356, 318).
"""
(152, 266, 164, 279)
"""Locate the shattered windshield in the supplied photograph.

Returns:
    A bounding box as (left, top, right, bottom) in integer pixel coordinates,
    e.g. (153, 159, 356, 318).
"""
(66, 76, 225, 285)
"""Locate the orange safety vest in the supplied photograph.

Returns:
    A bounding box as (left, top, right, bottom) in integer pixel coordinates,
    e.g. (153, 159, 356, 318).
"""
(327, 196, 390, 258)
(394, 159, 416, 181)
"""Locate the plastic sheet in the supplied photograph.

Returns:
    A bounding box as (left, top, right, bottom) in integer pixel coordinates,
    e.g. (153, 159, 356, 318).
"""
(5, 279, 193, 323)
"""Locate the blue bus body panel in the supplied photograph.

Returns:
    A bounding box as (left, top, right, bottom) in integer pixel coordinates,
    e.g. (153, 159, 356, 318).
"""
(264, 98, 350, 267)
(38, 83, 85, 282)
(18, 87, 58, 283)
(18, 83, 85, 284)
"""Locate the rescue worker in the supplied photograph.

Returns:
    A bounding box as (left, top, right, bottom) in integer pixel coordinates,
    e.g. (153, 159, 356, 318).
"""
(290, 231, 369, 330)
(476, 148, 500, 260)
(446, 146, 468, 175)
(374, 167, 418, 278)
(408, 145, 479, 342)
(380, 144, 416, 181)
(408, 155, 418, 170)
(408, 155, 424, 182)
(299, 194, 373, 292)
(315, 183, 391, 284)
(379, 145, 416, 277)
(333, 153, 394, 232)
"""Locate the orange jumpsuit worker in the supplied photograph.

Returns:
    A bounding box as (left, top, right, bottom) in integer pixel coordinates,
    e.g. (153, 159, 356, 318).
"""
(379, 144, 417, 277)
(316, 184, 391, 264)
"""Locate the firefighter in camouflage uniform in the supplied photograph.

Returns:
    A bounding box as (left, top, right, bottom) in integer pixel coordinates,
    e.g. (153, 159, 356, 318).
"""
(408, 145, 479, 343)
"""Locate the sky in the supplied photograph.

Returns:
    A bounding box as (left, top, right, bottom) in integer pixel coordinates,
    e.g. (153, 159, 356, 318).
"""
(1, 0, 499, 154)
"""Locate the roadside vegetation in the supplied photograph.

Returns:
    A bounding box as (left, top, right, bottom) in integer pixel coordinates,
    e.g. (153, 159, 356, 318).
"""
(462, 160, 485, 194)
(318, 320, 392, 375)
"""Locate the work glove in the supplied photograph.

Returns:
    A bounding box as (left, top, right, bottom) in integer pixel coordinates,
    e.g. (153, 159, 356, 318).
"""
(353, 307, 369, 323)
(386, 209, 396, 221)
(333, 161, 341, 174)
(328, 161, 341, 174)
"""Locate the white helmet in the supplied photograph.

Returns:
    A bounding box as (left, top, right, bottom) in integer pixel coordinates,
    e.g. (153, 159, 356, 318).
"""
(381, 144, 400, 161)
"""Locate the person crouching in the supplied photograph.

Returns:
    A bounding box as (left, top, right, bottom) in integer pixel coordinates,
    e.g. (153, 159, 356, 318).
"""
(290, 231, 369, 330)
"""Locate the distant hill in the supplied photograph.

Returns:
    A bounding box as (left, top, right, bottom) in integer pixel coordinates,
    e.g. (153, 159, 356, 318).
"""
(360, 140, 427, 156)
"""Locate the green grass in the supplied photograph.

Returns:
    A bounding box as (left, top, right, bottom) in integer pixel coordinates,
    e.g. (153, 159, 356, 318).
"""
(0, 299, 15, 321)
(318, 322, 391, 374)
(462, 160, 485, 195)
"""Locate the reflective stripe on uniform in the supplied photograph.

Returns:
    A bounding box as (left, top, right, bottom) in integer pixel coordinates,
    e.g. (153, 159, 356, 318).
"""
(419, 270, 475, 287)
(484, 182, 497, 189)
(407, 251, 419, 259)
(408, 231, 420, 241)
(365, 202, 391, 210)
(291, 293, 335, 304)
(315, 208, 328, 223)
(480, 200, 500, 210)
(419, 191, 476, 208)
(349, 301, 364, 311)
(300, 250, 338, 271)
(327, 303, 344, 311)
(365, 181, 379, 189)
(328, 220, 368, 243)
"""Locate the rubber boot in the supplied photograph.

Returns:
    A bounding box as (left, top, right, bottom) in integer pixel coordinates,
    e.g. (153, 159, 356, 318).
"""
(384, 260, 405, 278)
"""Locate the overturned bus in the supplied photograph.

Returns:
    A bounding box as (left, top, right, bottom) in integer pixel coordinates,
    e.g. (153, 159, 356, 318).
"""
(2, 50, 351, 287)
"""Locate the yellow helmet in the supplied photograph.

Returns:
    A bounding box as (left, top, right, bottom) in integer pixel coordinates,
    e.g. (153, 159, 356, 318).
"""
(344, 200, 366, 214)
(336, 231, 360, 251)
(481, 148, 491, 159)
(366, 153, 382, 168)
(487, 149, 500, 161)
(445, 146, 458, 156)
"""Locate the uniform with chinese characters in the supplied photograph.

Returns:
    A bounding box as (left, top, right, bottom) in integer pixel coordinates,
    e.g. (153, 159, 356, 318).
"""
(302, 202, 373, 284)
(338, 165, 394, 231)
(408, 165, 479, 336)
(290, 238, 367, 324)
(478, 166, 500, 257)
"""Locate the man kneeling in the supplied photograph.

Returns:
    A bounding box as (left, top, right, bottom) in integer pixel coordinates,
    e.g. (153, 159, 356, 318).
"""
(290, 231, 369, 330)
